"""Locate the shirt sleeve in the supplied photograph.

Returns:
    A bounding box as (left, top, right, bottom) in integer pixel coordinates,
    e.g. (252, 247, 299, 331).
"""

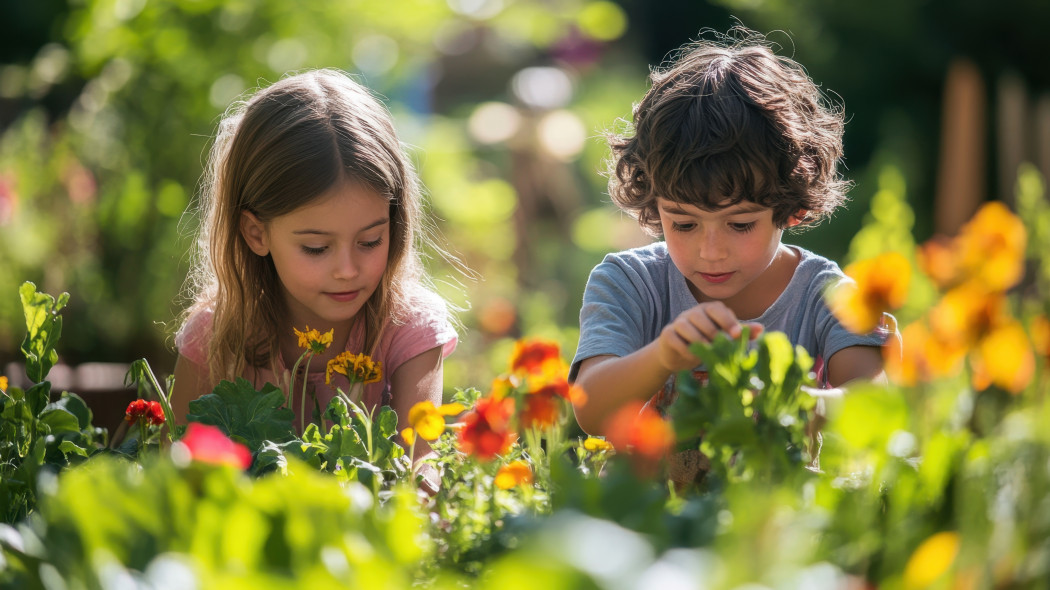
(570, 259, 654, 381)
(383, 289, 458, 376)
(174, 307, 213, 366)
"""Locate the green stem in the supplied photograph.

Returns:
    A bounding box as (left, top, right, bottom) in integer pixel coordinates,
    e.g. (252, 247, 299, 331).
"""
(300, 354, 314, 434)
(138, 419, 147, 456)
(139, 359, 177, 441)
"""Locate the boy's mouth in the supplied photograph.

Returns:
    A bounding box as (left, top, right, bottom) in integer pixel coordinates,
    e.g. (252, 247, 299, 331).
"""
(698, 272, 733, 284)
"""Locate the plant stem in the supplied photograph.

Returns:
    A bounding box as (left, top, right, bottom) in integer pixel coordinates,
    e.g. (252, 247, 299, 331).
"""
(300, 354, 314, 434)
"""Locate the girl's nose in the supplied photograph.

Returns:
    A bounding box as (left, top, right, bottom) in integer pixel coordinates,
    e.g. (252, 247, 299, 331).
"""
(333, 249, 359, 279)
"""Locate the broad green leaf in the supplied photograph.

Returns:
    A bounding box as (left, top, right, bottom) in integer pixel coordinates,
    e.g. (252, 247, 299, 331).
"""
(45, 392, 93, 430)
(58, 440, 89, 458)
(186, 378, 296, 452)
(38, 408, 80, 434)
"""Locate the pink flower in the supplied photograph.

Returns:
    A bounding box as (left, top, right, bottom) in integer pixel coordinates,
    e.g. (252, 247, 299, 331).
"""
(177, 423, 252, 469)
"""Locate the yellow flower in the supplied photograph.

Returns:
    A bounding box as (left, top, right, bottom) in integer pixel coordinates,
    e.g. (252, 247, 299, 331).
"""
(494, 460, 533, 490)
(326, 351, 382, 385)
(407, 400, 466, 441)
(957, 201, 1026, 292)
(902, 531, 960, 590)
(0, 375, 7, 391)
(582, 437, 614, 453)
(829, 252, 911, 334)
(401, 427, 416, 446)
(885, 321, 966, 387)
(293, 326, 334, 355)
(970, 320, 1035, 394)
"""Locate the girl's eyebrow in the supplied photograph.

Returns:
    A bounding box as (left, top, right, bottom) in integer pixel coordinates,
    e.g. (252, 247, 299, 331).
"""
(292, 217, 390, 235)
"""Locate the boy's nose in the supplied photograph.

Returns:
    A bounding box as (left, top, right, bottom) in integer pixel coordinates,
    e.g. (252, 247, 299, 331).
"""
(698, 230, 728, 260)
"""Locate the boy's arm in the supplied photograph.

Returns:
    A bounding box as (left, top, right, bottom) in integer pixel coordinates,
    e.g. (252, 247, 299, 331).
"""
(825, 344, 885, 388)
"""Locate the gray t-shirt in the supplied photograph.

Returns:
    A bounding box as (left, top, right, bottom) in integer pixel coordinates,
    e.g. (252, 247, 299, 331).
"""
(570, 242, 888, 388)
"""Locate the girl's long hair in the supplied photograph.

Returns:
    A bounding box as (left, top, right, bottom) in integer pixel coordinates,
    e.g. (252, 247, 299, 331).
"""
(181, 69, 433, 383)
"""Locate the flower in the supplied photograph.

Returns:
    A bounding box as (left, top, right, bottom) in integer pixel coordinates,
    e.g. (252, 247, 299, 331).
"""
(884, 321, 966, 387)
(509, 338, 563, 375)
(1032, 315, 1050, 362)
(408, 400, 466, 441)
(401, 427, 416, 446)
(520, 391, 560, 429)
(829, 251, 911, 334)
(0, 375, 7, 391)
(902, 531, 960, 590)
(494, 460, 533, 489)
(582, 437, 614, 453)
(176, 423, 252, 469)
(918, 202, 1026, 292)
(970, 320, 1035, 394)
(605, 401, 675, 470)
(125, 399, 165, 426)
(458, 396, 517, 461)
(326, 351, 382, 385)
(294, 326, 334, 355)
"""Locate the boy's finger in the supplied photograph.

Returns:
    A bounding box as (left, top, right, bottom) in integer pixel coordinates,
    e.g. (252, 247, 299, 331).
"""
(745, 322, 764, 340)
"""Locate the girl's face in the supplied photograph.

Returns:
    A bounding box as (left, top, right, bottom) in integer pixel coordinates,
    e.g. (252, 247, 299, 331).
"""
(241, 181, 391, 331)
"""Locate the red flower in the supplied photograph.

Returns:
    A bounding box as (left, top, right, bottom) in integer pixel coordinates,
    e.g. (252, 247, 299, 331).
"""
(509, 339, 562, 375)
(605, 401, 675, 476)
(177, 423, 252, 469)
(521, 391, 560, 429)
(125, 399, 165, 426)
(458, 396, 517, 461)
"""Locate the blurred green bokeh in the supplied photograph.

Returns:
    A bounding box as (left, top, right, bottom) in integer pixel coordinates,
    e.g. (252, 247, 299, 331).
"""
(1, 0, 1046, 392)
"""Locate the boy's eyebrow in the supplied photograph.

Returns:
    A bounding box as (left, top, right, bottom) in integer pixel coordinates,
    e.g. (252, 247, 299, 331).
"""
(292, 217, 390, 235)
(658, 202, 767, 216)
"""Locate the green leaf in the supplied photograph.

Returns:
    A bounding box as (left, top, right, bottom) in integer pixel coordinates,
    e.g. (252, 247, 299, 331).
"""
(58, 440, 89, 458)
(24, 382, 51, 417)
(376, 406, 399, 439)
(186, 378, 296, 452)
(18, 282, 68, 384)
(45, 392, 94, 430)
(38, 408, 80, 434)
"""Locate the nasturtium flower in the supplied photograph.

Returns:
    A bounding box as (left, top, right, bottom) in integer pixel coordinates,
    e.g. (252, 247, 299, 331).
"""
(605, 401, 675, 469)
(0, 375, 7, 391)
(885, 321, 966, 386)
(326, 351, 382, 385)
(408, 400, 466, 441)
(175, 422, 252, 470)
(458, 396, 517, 461)
(401, 427, 416, 446)
(956, 201, 1026, 292)
(125, 399, 165, 426)
(829, 251, 911, 334)
(294, 325, 334, 354)
(494, 460, 533, 489)
(582, 437, 614, 453)
(970, 320, 1035, 393)
(509, 338, 563, 375)
(902, 531, 960, 590)
(928, 284, 1008, 348)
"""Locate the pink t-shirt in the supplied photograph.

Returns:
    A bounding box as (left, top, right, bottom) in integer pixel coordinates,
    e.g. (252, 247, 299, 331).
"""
(175, 288, 457, 424)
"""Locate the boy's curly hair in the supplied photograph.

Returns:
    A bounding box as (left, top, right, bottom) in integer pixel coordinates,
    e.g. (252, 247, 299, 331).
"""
(607, 28, 850, 235)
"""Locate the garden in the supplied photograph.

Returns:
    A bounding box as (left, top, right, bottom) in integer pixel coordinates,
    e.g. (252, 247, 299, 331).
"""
(2, 1, 1050, 588)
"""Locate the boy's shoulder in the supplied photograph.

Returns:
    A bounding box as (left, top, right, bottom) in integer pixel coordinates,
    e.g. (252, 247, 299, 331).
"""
(598, 241, 669, 269)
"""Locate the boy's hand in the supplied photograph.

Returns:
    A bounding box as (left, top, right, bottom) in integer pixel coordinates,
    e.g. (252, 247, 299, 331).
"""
(656, 301, 763, 372)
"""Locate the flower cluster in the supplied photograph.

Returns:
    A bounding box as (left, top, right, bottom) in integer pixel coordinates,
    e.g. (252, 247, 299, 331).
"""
(326, 351, 382, 385)
(294, 326, 334, 355)
(125, 399, 165, 426)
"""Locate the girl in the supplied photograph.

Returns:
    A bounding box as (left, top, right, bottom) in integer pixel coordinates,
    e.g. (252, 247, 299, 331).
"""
(171, 70, 458, 466)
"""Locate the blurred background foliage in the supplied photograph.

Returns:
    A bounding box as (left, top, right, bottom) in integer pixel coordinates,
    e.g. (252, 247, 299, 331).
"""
(1, 0, 1048, 391)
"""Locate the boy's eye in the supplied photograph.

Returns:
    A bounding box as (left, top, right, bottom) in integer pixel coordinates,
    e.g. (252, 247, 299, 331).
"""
(301, 245, 327, 256)
(671, 222, 695, 232)
(730, 222, 756, 233)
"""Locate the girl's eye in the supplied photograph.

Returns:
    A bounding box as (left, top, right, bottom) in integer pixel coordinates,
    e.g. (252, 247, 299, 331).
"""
(730, 222, 756, 233)
(360, 237, 384, 249)
(671, 222, 695, 232)
(301, 245, 327, 256)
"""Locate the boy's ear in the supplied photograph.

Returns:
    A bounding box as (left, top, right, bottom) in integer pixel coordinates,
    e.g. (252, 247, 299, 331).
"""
(240, 210, 270, 256)
(786, 211, 808, 228)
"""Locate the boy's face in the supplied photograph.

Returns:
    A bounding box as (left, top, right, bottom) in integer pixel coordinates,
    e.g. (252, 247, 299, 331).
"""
(657, 197, 795, 318)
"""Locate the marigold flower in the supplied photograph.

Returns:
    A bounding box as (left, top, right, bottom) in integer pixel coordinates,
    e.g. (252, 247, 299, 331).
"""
(494, 460, 533, 489)
(401, 427, 416, 446)
(970, 320, 1035, 394)
(928, 284, 1008, 348)
(829, 252, 911, 334)
(605, 401, 675, 467)
(520, 390, 561, 429)
(458, 396, 517, 461)
(885, 321, 967, 387)
(176, 422, 252, 469)
(902, 531, 960, 590)
(125, 399, 165, 426)
(509, 338, 563, 375)
(0, 375, 7, 391)
(408, 400, 465, 441)
(293, 326, 335, 355)
(918, 202, 1026, 292)
(326, 351, 382, 385)
(917, 236, 960, 291)
(582, 437, 614, 453)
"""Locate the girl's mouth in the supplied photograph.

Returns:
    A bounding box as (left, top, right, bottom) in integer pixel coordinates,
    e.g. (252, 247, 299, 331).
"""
(326, 290, 359, 302)
(699, 272, 733, 284)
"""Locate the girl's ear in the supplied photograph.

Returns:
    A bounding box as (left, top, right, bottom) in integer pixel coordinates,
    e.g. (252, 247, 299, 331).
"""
(240, 211, 270, 256)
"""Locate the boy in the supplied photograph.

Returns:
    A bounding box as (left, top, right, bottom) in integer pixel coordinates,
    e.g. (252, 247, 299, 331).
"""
(570, 29, 891, 437)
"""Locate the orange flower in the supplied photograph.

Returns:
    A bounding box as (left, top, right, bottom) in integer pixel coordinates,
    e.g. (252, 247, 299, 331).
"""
(521, 391, 561, 429)
(956, 202, 1026, 292)
(829, 252, 911, 334)
(604, 401, 675, 475)
(509, 338, 563, 375)
(928, 284, 1008, 348)
(885, 321, 967, 386)
(293, 326, 334, 355)
(494, 460, 533, 489)
(458, 396, 517, 461)
(970, 320, 1035, 393)
(917, 236, 961, 290)
(1031, 315, 1050, 362)
(326, 352, 382, 385)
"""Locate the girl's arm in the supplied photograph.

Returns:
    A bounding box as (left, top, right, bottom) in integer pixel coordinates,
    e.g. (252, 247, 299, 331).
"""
(389, 345, 444, 487)
(171, 354, 211, 425)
